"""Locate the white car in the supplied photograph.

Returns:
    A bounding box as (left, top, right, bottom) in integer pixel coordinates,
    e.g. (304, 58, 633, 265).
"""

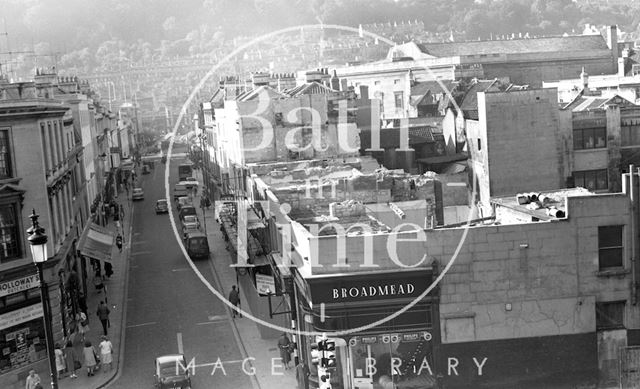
(181, 215, 200, 230)
(132, 188, 144, 201)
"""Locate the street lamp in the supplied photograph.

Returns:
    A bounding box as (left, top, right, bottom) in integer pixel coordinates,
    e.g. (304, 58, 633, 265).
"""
(27, 210, 58, 389)
(198, 132, 208, 234)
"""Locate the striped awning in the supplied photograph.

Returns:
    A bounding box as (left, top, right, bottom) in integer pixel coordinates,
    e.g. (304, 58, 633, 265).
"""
(77, 223, 114, 262)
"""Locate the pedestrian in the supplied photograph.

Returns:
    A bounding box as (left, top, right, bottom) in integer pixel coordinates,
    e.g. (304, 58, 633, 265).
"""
(25, 369, 41, 389)
(296, 361, 310, 389)
(228, 285, 241, 318)
(78, 292, 88, 314)
(116, 233, 123, 252)
(65, 340, 79, 378)
(54, 343, 66, 380)
(98, 335, 114, 373)
(77, 312, 89, 343)
(96, 301, 111, 336)
(104, 262, 113, 278)
(82, 341, 98, 376)
(119, 205, 125, 220)
(278, 332, 292, 370)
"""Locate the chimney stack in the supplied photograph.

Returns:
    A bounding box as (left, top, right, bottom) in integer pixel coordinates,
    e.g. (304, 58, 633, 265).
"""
(607, 25, 619, 74)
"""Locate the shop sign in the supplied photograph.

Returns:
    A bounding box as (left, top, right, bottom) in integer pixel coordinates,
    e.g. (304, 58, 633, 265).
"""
(351, 331, 432, 346)
(256, 274, 276, 296)
(309, 269, 432, 304)
(0, 304, 44, 331)
(0, 274, 40, 298)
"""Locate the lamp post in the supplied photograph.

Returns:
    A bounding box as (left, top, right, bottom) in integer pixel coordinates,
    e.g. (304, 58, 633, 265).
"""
(27, 210, 58, 389)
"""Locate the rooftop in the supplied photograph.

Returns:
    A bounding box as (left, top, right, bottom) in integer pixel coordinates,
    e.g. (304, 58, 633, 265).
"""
(491, 187, 592, 221)
(416, 35, 610, 57)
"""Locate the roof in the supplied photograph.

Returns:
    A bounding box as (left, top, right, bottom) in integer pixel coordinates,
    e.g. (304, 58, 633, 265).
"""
(459, 79, 500, 117)
(284, 81, 337, 97)
(416, 35, 609, 57)
(563, 94, 637, 111)
(359, 126, 438, 149)
(492, 188, 591, 221)
(410, 80, 458, 107)
(236, 85, 286, 102)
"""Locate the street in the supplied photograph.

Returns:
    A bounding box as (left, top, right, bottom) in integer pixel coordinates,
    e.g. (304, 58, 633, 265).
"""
(109, 155, 255, 389)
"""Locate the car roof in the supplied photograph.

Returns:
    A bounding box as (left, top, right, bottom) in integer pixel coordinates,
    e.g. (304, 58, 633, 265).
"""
(185, 231, 206, 238)
(133, 187, 143, 191)
(157, 199, 167, 203)
(156, 354, 185, 365)
(180, 205, 196, 211)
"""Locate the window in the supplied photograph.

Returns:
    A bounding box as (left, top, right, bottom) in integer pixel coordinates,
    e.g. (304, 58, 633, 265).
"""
(477, 139, 482, 151)
(394, 79, 400, 85)
(596, 301, 625, 329)
(394, 91, 404, 110)
(0, 204, 20, 262)
(574, 169, 608, 191)
(374, 81, 380, 86)
(633, 64, 640, 76)
(573, 127, 606, 150)
(0, 130, 12, 179)
(598, 225, 623, 269)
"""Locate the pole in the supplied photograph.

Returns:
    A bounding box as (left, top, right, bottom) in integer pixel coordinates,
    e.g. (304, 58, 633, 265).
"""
(201, 134, 207, 235)
(36, 263, 59, 389)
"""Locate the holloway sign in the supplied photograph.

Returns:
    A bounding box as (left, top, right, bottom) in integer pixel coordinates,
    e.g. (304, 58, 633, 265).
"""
(0, 274, 40, 298)
(309, 269, 432, 304)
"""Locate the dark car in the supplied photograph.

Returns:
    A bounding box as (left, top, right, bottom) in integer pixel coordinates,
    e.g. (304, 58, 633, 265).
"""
(154, 354, 192, 389)
(184, 231, 209, 260)
(155, 199, 169, 214)
(179, 206, 197, 222)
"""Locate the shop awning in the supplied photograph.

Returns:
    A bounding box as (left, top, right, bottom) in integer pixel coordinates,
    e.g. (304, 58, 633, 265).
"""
(77, 223, 115, 263)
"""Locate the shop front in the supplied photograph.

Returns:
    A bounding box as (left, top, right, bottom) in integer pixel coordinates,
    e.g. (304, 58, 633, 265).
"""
(0, 270, 51, 388)
(294, 268, 440, 389)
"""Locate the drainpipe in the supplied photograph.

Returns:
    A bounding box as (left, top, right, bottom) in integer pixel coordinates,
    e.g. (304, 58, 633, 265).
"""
(631, 165, 638, 305)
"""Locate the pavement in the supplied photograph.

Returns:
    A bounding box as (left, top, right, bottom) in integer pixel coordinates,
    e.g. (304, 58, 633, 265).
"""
(192, 167, 298, 389)
(54, 179, 134, 389)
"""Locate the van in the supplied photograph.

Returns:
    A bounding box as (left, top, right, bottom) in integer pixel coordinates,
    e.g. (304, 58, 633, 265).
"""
(184, 231, 210, 259)
(173, 183, 189, 201)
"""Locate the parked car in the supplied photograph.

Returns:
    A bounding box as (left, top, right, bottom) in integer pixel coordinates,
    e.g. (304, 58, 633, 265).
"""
(184, 177, 197, 183)
(177, 196, 192, 211)
(132, 188, 144, 201)
(181, 215, 200, 230)
(183, 231, 210, 260)
(154, 354, 192, 389)
(173, 183, 189, 201)
(182, 224, 200, 240)
(155, 199, 169, 214)
(179, 206, 197, 222)
(180, 180, 199, 190)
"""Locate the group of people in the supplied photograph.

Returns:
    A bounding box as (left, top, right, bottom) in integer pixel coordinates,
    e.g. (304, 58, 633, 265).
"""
(53, 335, 113, 379)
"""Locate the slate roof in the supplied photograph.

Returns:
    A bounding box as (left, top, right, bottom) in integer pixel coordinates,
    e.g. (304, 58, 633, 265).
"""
(236, 85, 287, 102)
(563, 94, 636, 111)
(285, 81, 337, 97)
(416, 35, 609, 58)
(459, 79, 500, 117)
(359, 126, 440, 149)
(410, 80, 458, 107)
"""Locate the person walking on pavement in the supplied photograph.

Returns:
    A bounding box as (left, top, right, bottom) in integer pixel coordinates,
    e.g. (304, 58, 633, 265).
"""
(64, 340, 79, 378)
(98, 335, 114, 373)
(296, 361, 310, 389)
(228, 285, 241, 318)
(96, 301, 111, 335)
(25, 369, 41, 389)
(278, 332, 292, 370)
(116, 233, 123, 252)
(77, 311, 89, 343)
(82, 341, 98, 376)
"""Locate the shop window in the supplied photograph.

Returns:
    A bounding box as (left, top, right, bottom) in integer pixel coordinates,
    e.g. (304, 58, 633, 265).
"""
(0, 307, 46, 373)
(573, 127, 606, 150)
(596, 301, 625, 330)
(0, 204, 21, 262)
(599, 225, 624, 269)
(573, 169, 608, 191)
(0, 130, 12, 179)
